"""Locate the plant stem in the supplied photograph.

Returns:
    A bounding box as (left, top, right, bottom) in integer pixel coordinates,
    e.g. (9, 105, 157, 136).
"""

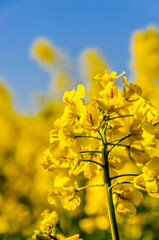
(103, 147, 120, 240)
(108, 134, 132, 144)
(107, 134, 132, 154)
(105, 185, 120, 240)
(109, 114, 134, 121)
(110, 174, 138, 180)
(76, 183, 105, 192)
(107, 143, 130, 148)
(109, 181, 134, 191)
(79, 150, 102, 154)
(97, 129, 105, 145)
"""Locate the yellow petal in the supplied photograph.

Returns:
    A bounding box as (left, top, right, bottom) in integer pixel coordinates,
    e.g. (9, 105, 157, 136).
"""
(76, 84, 86, 99)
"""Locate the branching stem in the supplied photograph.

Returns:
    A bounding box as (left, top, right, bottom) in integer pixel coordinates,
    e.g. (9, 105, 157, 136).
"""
(109, 114, 134, 121)
(110, 174, 138, 181)
(107, 134, 132, 154)
(76, 184, 105, 192)
(109, 181, 134, 191)
(107, 143, 130, 148)
(79, 150, 102, 154)
(97, 129, 105, 145)
(109, 134, 132, 144)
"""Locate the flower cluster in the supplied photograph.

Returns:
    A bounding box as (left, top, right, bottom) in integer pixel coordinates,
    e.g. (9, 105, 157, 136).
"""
(32, 210, 82, 240)
(42, 69, 159, 218)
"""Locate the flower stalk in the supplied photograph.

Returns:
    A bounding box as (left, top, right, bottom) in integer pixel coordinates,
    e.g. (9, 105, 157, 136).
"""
(102, 145, 120, 240)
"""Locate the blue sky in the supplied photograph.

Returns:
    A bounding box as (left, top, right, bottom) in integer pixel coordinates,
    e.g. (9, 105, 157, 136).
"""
(0, 0, 159, 112)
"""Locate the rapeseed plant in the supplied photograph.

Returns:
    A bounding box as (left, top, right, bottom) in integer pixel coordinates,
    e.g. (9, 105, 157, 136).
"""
(33, 69, 159, 240)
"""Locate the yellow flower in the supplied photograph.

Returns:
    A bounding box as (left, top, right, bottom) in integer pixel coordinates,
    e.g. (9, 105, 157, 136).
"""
(130, 120, 143, 139)
(130, 120, 155, 141)
(73, 142, 103, 179)
(79, 102, 102, 129)
(32, 209, 82, 240)
(95, 80, 124, 112)
(113, 185, 143, 215)
(56, 234, 82, 240)
(55, 73, 69, 89)
(78, 48, 106, 97)
(42, 147, 79, 174)
(48, 176, 81, 211)
(40, 210, 59, 229)
(134, 157, 159, 198)
(129, 144, 150, 166)
(30, 38, 54, 65)
(79, 215, 109, 233)
(63, 84, 86, 121)
(95, 70, 125, 88)
(63, 84, 86, 107)
(121, 76, 143, 102)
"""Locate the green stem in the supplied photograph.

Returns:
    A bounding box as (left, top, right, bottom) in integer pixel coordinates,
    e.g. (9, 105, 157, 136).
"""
(107, 134, 132, 154)
(81, 159, 104, 168)
(105, 184, 120, 240)
(76, 183, 105, 192)
(79, 150, 102, 154)
(109, 111, 118, 117)
(103, 147, 120, 240)
(97, 129, 105, 145)
(107, 143, 130, 148)
(109, 134, 132, 144)
(109, 114, 134, 121)
(95, 143, 102, 150)
(109, 181, 134, 191)
(104, 116, 109, 142)
(110, 174, 138, 180)
(75, 135, 101, 140)
(56, 224, 64, 234)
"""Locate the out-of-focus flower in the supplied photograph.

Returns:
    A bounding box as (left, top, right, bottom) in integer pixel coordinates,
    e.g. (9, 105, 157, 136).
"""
(78, 48, 107, 97)
(40, 210, 59, 229)
(32, 210, 82, 240)
(79, 215, 109, 233)
(131, 26, 159, 107)
(30, 38, 55, 66)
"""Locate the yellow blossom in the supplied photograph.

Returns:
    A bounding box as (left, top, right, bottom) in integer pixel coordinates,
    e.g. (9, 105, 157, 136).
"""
(78, 48, 106, 97)
(30, 38, 54, 65)
(56, 234, 82, 240)
(121, 76, 143, 102)
(95, 78, 124, 112)
(134, 157, 159, 198)
(95, 70, 125, 88)
(48, 176, 81, 211)
(79, 102, 103, 129)
(79, 215, 109, 233)
(63, 84, 86, 107)
(62, 84, 86, 122)
(40, 210, 59, 229)
(113, 185, 143, 215)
